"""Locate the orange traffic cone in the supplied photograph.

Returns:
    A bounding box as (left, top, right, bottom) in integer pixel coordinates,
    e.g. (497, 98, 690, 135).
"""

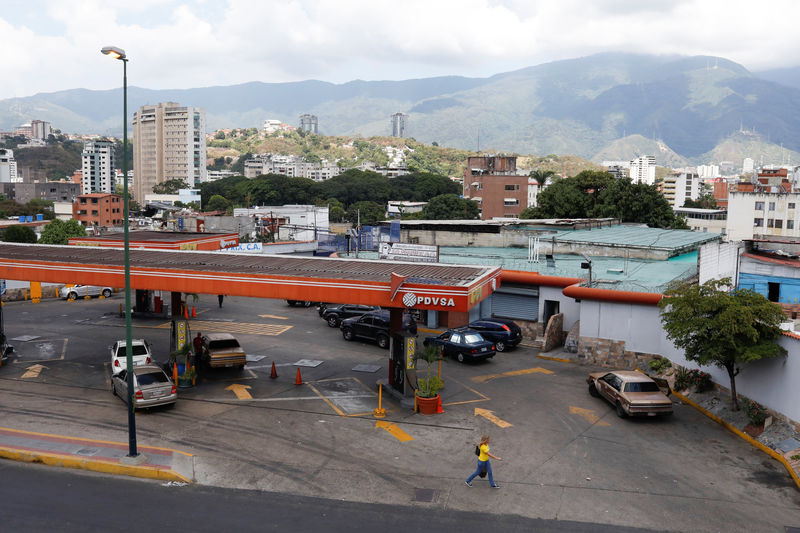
(270, 361, 278, 379)
(184, 306, 189, 319)
(295, 368, 303, 385)
(435, 395, 444, 414)
(172, 363, 178, 382)
(191, 306, 197, 318)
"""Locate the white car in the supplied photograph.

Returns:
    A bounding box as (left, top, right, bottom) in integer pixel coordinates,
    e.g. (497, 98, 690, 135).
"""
(60, 285, 113, 300)
(110, 339, 153, 375)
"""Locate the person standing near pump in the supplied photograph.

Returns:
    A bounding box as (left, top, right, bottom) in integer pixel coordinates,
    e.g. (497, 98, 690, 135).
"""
(466, 434, 501, 488)
(193, 332, 204, 376)
(218, 294, 224, 308)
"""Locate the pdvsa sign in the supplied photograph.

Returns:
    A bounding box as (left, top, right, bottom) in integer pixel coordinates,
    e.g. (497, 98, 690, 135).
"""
(402, 292, 455, 308)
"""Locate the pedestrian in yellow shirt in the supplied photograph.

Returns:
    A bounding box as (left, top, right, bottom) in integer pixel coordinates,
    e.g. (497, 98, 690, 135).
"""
(466, 434, 501, 488)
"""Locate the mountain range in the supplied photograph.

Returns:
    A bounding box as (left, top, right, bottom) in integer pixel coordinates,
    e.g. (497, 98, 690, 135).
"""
(4, 52, 800, 167)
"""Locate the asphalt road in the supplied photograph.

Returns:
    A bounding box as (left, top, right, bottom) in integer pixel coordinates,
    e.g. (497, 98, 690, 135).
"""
(0, 294, 799, 533)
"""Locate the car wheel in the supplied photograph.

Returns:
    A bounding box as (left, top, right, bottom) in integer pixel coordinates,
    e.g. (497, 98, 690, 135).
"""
(342, 328, 354, 341)
(615, 402, 627, 418)
(588, 382, 599, 397)
(457, 352, 465, 363)
(376, 334, 389, 349)
(68, 292, 77, 301)
(327, 316, 340, 328)
(111, 382, 116, 396)
(302, 301, 312, 307)
(102, 289, 112, 298)
(287, 300, 297, 307)
(495, 341, 506, 352)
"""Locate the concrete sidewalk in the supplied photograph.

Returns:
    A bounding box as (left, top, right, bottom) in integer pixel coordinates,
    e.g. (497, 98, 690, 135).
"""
(0, 426, 193, 483)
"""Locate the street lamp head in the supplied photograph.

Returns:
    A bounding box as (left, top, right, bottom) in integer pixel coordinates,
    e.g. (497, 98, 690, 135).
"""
(101, 46, 127, 60)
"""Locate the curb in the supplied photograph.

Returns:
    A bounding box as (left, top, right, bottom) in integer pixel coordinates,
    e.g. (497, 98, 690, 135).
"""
(537, 353, 574, 363)
(672, 391, 800, 492)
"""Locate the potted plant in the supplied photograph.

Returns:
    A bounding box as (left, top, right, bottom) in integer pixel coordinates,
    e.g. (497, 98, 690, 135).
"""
(169, 343, 191, 376)
(178, 365, 196, 388)
(414, 344, 444, 415)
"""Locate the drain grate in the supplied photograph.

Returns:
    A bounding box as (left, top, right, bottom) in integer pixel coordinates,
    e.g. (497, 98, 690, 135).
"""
(413, 488, 438, 503)
(75, 447, 100, 456)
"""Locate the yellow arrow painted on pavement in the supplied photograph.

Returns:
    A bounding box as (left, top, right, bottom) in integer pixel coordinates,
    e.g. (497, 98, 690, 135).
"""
(474, 408, 513, 428)
(258, 314, 288, 320)
(225, 384, 253, 399)
(471, 366, 553, 383)
(570, 406, 611, 426)
(21, 364, 47, 379)
(375, 420, 414, 442)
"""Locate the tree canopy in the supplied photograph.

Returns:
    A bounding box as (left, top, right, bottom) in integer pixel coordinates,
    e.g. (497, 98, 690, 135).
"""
(3, 225, 37, 243)
(659, 278, 787, 410)
(38, 219, 87, 245)
(152, 179, 189, 194)
(418, 194, 479, 220)
(523, 170, 685, 228)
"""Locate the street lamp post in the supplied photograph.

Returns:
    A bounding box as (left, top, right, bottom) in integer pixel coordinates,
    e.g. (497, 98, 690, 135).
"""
(101, 45, 137, 458)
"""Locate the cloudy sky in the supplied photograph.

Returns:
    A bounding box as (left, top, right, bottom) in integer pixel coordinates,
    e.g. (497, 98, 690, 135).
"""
(1, 0, 798, 101)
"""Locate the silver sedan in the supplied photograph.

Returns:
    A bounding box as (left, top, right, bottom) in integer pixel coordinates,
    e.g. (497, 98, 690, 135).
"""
(111, 364, 177, 409)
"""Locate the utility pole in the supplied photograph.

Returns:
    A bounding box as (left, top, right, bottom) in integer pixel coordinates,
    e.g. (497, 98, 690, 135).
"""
(355, 209, 360, 258)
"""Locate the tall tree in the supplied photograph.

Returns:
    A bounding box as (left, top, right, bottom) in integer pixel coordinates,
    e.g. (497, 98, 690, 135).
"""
(529, 169, 555, 187)
(206, 195, 230, 212)
(38, 219, 86, 245)
(152, 179, 189, 194)
(345, 201, 386, 225)
(659, 278, 787, 410)
(419, 194, 479, 220)
(3, 225, 37, 243)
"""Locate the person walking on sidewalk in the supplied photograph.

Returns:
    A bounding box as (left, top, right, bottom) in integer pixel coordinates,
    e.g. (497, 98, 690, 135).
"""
(466, 434, 502, 488)
(217, 294, 224, 308)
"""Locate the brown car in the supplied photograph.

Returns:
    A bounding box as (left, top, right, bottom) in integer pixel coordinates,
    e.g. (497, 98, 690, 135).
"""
(587, 370, 673, 418)
(203, 333, 246, 369)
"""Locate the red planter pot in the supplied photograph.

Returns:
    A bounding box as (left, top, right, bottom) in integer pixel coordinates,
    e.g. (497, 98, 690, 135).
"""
(417, 394, 440, 415)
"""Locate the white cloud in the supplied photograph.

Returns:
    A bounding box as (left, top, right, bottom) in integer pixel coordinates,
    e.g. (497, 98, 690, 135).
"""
(1, 0, 800, 100)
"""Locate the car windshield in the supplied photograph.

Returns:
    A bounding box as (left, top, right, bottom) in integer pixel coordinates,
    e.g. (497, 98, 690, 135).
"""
(208, 339, 240, 350)
(118, 345, 149, 357)
(624, 382, 661, 393)
(136, 371, 169, 386)
(463, 333, 484, 344)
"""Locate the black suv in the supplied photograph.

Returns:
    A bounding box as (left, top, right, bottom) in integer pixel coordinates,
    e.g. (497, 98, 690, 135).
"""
(467, 318, 523, 352)
(340, 311, 417, 349)
(321, 304, 380, 327)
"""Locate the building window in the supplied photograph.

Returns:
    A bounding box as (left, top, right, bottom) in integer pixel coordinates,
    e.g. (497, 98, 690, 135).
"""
(504, 184, 520, 191)
(776, 219, 783, 229)
(788, 220, 795, 230)
(790, 203, 796, 209)
(503, 199, 520, 206)
(755, 201, 764, 210)
(767, 219, 774, 228)
(769, 202, 776, 211)
(754, 218, 763, 227)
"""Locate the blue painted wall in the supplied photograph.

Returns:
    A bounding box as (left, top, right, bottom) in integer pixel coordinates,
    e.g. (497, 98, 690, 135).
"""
(738, 272, 800, 303)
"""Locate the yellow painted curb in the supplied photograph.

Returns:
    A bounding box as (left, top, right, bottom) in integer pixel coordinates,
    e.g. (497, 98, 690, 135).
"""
(0, 447, 191, 483)
(673, 391, 800, 492)
(537, 354, 573, 363)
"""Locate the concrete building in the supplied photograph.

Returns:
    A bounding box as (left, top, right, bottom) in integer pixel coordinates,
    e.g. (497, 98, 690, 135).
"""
(630, 155, 656, 185)
(660, 171, 701, 207)
(232, 205, 329, 241)
(696, 164, 720, 179)
(244, 154, 341, 181)
(144, 188, 201, 208)
(0, 149, 17, 182)
(81, 139, 115, 194)
(673, 207, 727, 234)
(299, 114, 318, 134)
(30, 120, 52, 140)
(0, 181, 80, 204)
(726, 191, 800, 241)
(743, 157, 754, 174)
(132, 102, 207, 202)
(463, 156, 527, 219)
(391, 113, 407, 138)
(72, 193, 123, 229)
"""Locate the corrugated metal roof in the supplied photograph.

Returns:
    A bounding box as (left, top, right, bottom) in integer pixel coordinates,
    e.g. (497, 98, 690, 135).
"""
(0, 243, 492, 287)
(75, 231, 235, 243)
(548, 225, 720, 250)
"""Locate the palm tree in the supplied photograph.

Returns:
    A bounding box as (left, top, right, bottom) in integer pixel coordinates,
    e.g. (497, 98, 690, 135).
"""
(529, 169, 555, 187)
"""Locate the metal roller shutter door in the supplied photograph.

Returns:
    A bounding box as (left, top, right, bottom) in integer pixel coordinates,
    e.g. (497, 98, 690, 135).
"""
(491, 292, 538, 321)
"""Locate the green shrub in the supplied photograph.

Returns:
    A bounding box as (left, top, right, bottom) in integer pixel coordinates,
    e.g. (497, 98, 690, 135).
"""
(648, 358, 672, 373)
(791, 454, 800, 461)
(742, 398, 768, 426)
(688, 369, 713, 392)
(673, 367, 691, 391)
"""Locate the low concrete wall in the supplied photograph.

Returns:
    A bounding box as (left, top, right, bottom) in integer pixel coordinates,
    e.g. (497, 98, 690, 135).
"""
(4, 285, 63, 302)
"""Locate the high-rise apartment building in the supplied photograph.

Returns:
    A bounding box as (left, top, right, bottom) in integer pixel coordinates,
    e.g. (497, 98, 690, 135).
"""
(0, 149, 18, 183)
(660, 172, 701, 207)
(629, 155, 656, 185)
(132, 102, 207, 202)
(299, 114, 318, 134)
(391, 113, 407, 138)
(30, 120, 52, 140)
(81, 140, 115, 194)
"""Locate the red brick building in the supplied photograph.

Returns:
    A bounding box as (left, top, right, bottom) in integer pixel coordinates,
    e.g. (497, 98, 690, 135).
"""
(462, 156, 528, 220)
(73, 193, 123, 229)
